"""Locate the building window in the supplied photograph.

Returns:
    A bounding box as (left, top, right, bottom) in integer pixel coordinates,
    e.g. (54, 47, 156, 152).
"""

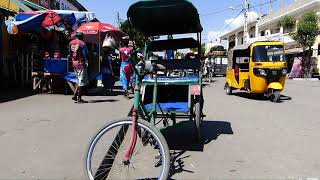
(250, 34, 253, 38)
(260, 31, 265, 36)
(271, 29, 280, 34)
(318, 44, 320, 55)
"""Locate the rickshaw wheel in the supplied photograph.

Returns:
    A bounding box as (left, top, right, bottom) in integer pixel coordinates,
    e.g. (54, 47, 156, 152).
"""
(270, 90, 281, 102)
(195, 101, 202, 142)
(209, 72, 213, 83)
(225, 84, 232, 95)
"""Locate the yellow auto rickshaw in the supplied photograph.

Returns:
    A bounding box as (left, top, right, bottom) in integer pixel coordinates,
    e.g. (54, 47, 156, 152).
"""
(225, 41, 287, 102)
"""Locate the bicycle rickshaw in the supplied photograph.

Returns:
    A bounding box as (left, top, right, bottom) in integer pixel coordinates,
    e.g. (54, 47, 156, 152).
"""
(86, 1, 204, 179)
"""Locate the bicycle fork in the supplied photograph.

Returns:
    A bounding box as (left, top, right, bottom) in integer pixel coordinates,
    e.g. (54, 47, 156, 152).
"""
(123, 77, 141, 164)
(123, 69, 158, 164)
(123, 110, 138, 164)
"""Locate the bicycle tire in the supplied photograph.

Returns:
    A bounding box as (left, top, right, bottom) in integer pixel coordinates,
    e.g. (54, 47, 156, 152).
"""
(86, 118, 170, 180)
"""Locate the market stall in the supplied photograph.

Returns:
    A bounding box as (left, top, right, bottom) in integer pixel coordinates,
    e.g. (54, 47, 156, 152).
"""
(76, 22, 126, 85)
(5, 10, 96, 93)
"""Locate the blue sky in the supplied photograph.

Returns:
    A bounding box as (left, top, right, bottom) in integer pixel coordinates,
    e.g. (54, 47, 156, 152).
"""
(78, 0, 295, 43)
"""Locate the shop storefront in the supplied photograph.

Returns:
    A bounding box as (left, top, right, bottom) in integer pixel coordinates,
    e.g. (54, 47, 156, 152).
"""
(0, 6, 16, 87)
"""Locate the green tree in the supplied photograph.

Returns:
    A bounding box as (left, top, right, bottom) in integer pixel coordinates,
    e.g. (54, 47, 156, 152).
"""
(278, 15, 296, 32)
(119, 20, 146, 49)
(175, 51, 185, 59)
(191, 43, 206, 56)
(291, 11, 320, 77)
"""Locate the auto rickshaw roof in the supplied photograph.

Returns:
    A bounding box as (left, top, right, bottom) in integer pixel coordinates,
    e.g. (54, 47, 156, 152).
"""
(231, 43, 252, 51)
(227, 43, 252, 68)
(147, 38, 199, 51)
(127, 0, 203, 36)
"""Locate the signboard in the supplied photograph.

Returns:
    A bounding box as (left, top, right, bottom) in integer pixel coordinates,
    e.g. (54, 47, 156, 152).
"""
(191, 85, 201, 95)
(38, 0, 50, 9)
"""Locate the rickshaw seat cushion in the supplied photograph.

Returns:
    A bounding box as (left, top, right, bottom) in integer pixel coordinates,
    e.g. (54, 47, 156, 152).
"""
(151, 59, 201, 70)
(143, 75, 199, 84)
(144, 102, 189, 113)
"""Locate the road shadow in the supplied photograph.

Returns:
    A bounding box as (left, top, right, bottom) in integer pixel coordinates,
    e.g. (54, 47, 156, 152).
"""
(88, 99, 119, 103)
(168, 150, 194, 179)
(232, 92, 292, 103)
(113, 85, 124, 90)
(0, 88, 33, 103)
(202, 80, 217, 86)
(280, 95, 292, 101)
(86, 87, 124, 97)
(162, 120, 233, 151)
(161, 120, 233, 178)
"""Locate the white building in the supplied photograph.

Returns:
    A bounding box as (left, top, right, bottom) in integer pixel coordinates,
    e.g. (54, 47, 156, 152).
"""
(220, 0, 320, 73)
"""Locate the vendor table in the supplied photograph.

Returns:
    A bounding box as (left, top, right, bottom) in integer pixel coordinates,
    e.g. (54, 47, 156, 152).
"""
(32, 58, 76, 94)
(32, 72, 76, 94)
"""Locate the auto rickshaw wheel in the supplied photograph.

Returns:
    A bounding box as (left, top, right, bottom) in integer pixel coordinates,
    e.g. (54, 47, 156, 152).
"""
(225, 84, 232, 95)
(270, 90, 281, 102)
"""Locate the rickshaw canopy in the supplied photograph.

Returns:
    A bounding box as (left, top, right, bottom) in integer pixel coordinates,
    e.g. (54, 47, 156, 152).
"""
(127, 0, 203, 36)
(147, 38, 199, 51)
(228, 43, 252, 68)
(232, 43, 252, 51)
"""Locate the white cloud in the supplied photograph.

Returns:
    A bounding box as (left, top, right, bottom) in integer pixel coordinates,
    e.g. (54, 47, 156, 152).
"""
(207, 30, 228, 42)
(206, 11, 260, 43)
(225, 11, 259, 30)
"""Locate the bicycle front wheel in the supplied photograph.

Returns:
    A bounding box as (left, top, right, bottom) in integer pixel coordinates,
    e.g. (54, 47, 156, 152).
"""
(86, 118, 170, 180)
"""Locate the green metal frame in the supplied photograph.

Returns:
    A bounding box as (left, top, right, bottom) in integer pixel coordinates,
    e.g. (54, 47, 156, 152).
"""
(131, 59, 158, 126)
(130, 55, 203, 127)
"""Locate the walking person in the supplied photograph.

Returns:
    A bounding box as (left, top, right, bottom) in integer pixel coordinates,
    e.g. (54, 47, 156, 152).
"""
(69, 31, 89, 103)
(119, 37, 134, 98)
(101, 36, 116, 95)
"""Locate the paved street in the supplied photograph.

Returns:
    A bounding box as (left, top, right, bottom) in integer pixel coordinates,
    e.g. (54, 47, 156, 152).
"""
(0, 78, 320, 179)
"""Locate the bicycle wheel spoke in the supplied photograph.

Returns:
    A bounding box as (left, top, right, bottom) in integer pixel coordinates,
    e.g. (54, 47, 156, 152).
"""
(94, 167, 112, 178)
(103, 153, 116, 160)
(110, 143, 120, 153)
(106, 150, 117, 158)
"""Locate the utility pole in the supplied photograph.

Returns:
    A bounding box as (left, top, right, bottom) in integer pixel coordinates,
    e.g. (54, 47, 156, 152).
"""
(269, 0, 273, 14)
(244, 0, 249, 43)
(116, 12, 120, 26)
(281, 0, 285, 9)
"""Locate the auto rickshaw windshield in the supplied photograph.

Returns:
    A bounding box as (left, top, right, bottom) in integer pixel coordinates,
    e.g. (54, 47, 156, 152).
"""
(253, 45, 285, 62)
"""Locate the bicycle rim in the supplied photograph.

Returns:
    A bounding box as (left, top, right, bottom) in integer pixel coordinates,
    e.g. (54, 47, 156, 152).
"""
(86, 119, 170, 180)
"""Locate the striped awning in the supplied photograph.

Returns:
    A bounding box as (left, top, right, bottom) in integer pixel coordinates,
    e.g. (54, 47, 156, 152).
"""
(13, 0, 46, 12)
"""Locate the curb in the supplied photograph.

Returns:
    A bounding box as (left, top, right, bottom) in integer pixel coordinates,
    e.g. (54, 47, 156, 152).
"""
(291, 78, 319, 81)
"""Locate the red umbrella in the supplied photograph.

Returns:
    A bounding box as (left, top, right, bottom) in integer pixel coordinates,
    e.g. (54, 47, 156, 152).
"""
(77, 22, 127, 72)
(77, 22, 126, 43)
(40, 11, 62, 27)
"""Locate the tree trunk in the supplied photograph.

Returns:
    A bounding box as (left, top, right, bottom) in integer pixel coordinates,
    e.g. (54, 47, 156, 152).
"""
(302, 46, 306, 78)
(304, 46, 313, 78)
